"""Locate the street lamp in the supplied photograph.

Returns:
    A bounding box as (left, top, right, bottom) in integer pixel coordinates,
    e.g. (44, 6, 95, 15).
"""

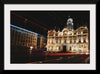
(30, 46, 33, 49)
(86, 50, 89, 55)
(29, 46, 33, 55)
(30, 46, 33, 50)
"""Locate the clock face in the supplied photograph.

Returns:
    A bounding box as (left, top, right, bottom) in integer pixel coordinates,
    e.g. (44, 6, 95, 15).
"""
(67, 18, 73, 23)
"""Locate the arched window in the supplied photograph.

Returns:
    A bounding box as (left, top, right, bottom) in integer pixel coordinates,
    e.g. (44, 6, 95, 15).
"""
(79, 38, 81, 43)
(83, 38, 86, 42)
(70, 46, 71, 51)
(64, 40, 66, 43)
(70, 39, 72, 43)
(74, 39, 76, 43)
(50, 39, 52, 43)
(56, 39, 58, 43)
(59, 39, 61, 43)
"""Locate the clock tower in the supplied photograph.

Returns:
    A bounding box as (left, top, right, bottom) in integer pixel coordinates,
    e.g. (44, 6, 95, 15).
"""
(67, 18, 74, 31)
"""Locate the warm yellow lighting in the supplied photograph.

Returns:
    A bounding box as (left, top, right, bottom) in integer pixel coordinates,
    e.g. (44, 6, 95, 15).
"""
(46, 18, 89, 53)
(30, 46, 33, 49)
(86, 53, 88, 55)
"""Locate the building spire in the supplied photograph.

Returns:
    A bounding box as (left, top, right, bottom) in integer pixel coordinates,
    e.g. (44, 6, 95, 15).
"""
(67, 17, 74, 31)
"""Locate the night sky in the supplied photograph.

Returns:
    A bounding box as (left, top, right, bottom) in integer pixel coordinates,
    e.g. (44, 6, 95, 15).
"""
(11, 11, 89, 37)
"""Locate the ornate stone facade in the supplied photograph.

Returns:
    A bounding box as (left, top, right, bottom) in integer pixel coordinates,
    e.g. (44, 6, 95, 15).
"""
(46, 18, 89, 53)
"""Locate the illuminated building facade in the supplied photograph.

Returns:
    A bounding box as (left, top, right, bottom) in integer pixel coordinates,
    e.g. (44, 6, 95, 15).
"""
(11, 24, 46, 50)
(46, 18, 89, 53)
(39, 36, 47, 49)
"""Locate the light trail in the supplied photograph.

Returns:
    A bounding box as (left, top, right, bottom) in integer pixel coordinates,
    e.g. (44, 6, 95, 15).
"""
(10, 24, 45, 37)
(84, 56, 90, 63)
(11, 12, 48, 31)
(45, 53, 90, 56)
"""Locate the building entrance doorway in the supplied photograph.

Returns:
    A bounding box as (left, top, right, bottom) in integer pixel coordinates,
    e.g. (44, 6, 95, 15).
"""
(63, 46, 66, 53)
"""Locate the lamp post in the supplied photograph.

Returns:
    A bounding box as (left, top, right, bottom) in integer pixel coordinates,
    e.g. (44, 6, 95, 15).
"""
(30, 46, 33, 50)
(29, 46, 33, 54)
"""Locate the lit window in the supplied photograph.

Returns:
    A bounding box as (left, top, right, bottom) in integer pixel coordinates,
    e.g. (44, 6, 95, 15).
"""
(81, 45, 83, 47)
(70, 39, 72, 43)
(64, 40, 66, 43)
(74, 40, 76, 43)
(84, 45, 86, 48)
(56, 39, 58, 43)
(59, 40, 61, 43)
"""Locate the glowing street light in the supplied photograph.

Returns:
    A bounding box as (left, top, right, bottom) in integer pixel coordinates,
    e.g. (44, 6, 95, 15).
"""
(86, 53, 88, 55)
(29, 46, 33, 54)
(30, 46, 33, 50)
